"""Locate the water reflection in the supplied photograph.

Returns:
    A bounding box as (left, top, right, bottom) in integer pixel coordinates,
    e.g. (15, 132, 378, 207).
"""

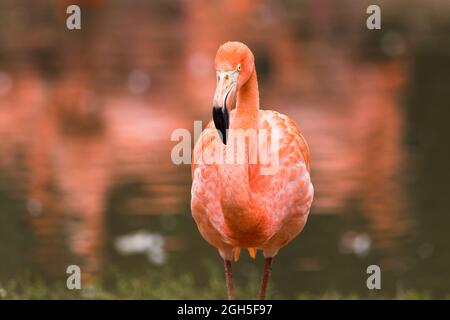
(0, 0, 448, 297)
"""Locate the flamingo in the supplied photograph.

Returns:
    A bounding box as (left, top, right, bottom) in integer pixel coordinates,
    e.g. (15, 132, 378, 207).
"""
(191, 42, 314, 299)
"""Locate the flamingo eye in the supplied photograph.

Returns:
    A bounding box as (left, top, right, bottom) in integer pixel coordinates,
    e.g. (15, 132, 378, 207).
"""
(237, 65, 241, 72)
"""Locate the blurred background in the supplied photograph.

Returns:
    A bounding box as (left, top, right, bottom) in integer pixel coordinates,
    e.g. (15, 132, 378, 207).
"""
(0, 0, 449, 299)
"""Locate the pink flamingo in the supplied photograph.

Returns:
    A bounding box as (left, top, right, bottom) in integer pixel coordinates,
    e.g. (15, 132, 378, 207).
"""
(191, 42, 314, 299)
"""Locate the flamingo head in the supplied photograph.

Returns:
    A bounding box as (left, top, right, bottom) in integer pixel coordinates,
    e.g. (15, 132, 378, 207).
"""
(212, 42, 255, 144)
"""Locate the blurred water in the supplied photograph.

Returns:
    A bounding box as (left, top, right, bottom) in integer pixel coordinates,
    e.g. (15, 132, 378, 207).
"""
(0, 0, 449, 297)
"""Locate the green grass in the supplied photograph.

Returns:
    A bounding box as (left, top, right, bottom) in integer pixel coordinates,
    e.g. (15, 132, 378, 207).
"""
(0, 269, 255, 300)
(0, 261, 442, 300)
(0, 265, 441, 300)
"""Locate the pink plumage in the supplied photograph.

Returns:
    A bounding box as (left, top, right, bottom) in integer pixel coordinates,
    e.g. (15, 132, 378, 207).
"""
(190, 42, 314, 299)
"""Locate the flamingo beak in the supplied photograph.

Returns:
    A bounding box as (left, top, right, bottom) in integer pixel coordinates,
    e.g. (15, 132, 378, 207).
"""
(212, 70, 238, 145)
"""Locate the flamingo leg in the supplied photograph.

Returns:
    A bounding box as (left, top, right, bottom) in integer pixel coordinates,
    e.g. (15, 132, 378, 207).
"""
(224, 259, 235, 300)
(258, 257, 273, 300)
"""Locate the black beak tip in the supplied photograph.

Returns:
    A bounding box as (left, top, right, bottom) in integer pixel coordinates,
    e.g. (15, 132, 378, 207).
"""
(212, 106, 229, 145)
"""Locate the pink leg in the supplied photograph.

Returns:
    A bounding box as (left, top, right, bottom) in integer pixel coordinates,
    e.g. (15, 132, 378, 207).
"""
(224, 259, 235, 300)
(258, 257, 273, 300)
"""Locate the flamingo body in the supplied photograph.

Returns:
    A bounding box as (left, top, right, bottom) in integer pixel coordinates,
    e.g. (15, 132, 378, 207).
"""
(190, 42, 314, 298)
(192, 109, 313, 260)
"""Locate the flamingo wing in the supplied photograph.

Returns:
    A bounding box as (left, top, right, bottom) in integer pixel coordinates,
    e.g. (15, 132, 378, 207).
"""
(250, 110, 314, 256)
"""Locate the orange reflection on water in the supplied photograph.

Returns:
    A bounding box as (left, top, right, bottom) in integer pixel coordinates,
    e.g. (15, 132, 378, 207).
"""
(0, 0, 414, 282)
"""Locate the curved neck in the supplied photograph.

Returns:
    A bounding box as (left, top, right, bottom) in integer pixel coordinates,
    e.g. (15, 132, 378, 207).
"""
(219, 67, 267, 243)
(232, 68, 259, 130)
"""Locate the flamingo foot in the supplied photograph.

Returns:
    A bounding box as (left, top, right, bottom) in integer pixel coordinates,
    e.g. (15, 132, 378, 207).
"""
(224, 259, 235, 300)
(247, 247, 257, 259)
(258, 257, 273, 300)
